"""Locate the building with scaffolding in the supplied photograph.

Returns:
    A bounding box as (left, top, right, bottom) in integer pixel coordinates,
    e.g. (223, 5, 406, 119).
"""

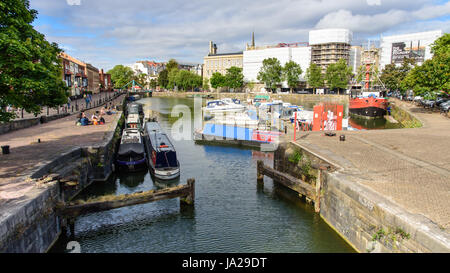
(309, 28, 353, 73)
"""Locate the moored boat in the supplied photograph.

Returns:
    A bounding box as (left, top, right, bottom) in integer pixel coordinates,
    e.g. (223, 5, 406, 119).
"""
(116, 128, 147, 171)
(202, 99, 246, 114)
(349, 93, 388, 118)
(143, 122, 180, 180)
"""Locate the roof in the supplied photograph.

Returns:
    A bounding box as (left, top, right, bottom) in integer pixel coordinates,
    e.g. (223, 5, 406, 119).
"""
(207, 52, 243, 57)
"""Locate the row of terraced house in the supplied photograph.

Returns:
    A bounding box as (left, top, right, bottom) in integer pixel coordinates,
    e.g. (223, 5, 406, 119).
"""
(59, 52, 112, 99)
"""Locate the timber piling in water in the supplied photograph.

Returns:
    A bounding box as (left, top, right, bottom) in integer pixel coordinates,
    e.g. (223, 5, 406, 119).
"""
(59, 178, 195, 218)
(257, 160, 327, 212)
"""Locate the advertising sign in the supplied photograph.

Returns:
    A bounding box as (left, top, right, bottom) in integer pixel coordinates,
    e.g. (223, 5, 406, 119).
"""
(391, 42, 425, 63)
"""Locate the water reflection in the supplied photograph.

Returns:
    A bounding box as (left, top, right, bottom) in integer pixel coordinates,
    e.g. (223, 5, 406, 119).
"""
(50, 96, 354, 253)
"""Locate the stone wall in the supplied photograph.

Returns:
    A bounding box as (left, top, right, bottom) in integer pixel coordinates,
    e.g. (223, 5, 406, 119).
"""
(152, 91, 349, 106)
(0, 113, 70, 135)
(274, 142, 450, 253)
(0, 107, 125, 253)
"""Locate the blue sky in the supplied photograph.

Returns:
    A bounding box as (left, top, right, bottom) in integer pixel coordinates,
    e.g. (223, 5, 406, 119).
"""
(29, 0, 450, 71)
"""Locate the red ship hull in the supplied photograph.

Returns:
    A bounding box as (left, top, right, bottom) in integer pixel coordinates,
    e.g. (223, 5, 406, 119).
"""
(349, 97, 388, 118)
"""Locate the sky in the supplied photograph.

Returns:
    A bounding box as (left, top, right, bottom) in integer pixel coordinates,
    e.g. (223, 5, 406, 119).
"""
(29, 0, 450, 71)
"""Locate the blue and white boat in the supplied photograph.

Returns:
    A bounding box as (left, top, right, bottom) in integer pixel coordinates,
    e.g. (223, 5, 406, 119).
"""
(143, 122, 180, 180)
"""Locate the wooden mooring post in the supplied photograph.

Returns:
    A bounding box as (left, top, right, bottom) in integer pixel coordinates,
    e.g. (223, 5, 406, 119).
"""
(257, 160, 326, 213)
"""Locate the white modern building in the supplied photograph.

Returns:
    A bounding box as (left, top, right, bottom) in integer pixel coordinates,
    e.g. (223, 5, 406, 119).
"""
(379, 30, 443, 69)
(243, 46, 311, 87)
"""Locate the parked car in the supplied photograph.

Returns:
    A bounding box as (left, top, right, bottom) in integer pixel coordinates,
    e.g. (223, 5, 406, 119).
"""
(422, 100, 435, 108)
(435, 97, 448, 106)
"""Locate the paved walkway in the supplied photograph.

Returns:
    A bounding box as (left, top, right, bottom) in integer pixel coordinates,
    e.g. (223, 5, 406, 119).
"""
(9, 91, 119, 120)
(294, 99, 450, 230)
(0, 95, 125, 207)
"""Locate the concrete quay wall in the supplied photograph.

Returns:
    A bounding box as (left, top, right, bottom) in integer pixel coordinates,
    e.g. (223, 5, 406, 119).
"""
(275, 142, 450, 253)
(0, 105, 125, 253)
(152, 91, 349, 105)
(321, 171, 449, 252)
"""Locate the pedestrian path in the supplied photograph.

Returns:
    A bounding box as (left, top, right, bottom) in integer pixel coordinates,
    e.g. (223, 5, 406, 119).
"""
(9, 92, 118, 121)
(294, 99, 450, 230)
(0, 95, 125, 207)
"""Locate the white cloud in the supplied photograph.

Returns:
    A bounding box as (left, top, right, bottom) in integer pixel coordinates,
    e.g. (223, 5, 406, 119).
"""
(367, 0, 381, 6)
(66, 0, 81, 6)
(28, 0, 449, 70)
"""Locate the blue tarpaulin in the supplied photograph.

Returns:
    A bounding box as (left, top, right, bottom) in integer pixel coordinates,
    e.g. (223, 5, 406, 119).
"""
(203, 124, 253, 141)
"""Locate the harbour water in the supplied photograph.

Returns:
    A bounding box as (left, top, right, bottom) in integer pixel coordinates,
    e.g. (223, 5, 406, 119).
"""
(50, 97, 354, 253)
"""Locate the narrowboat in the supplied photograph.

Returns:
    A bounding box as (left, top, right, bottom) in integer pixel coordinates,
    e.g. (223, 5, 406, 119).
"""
(116, 128, 147, 171)
(127, 102, 144, 121)
(143, 122, 180, 180)
(126, 113, 142, 130)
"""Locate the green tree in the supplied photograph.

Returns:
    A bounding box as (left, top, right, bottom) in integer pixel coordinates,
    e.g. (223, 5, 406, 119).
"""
(107, 65, 135, 89)
(224, 66, 244, 91)
(283, 61, 303, 93)
(380, 58, 415, 94)
(257, 58, 282, 92)
(210, 72, 226, 90)
(202, 78, 210, 91)
(305, 63, 324, 94)
(158, 69, 169, 89)
(167, 68, 179, 90)
(149, 78, 157, 89)
(402, 34, 450, 98)
(0, 0, 68, 122)
(325, 59, 352, 93)
(166, 59, 179, 72)
(134, 73, 148, 88)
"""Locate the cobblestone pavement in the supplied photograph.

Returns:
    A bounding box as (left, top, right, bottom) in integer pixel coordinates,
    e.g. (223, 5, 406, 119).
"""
(9, 91, 119, 120)
(0, 95, 125, 206)
(294, 98, 450, 230)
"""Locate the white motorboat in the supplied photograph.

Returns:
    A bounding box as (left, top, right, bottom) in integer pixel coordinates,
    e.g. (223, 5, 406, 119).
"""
(211, 111, 259, 128)
(203, 99, 246, 114)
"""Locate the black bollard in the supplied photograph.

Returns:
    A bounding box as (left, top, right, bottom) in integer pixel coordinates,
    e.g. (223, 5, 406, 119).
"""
(1, 145, 10, 155)
(340, 135, 345, 141)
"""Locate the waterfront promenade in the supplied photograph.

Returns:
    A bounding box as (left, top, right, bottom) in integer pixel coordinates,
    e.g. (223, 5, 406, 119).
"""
(9, 92, 117, 121)
(294, 98, 450, 231)
(0, 94, 125, 208)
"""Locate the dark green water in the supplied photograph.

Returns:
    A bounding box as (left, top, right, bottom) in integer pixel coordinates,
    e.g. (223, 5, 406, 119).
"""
(50, 97, 354, 253)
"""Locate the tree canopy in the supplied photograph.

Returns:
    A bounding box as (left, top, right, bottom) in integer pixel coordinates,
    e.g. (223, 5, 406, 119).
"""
(210, 72, 226, 89)
(325, 59, 352, 91)
(305, 63, 324, 93)
(401, 33, 449, 98)
(166, 59, 179, 72)
(224, 66, 244, 91)
(157, 69, 169, 89)
(107, 65, 135, 89)
(257, 58, 282, 92)
(0, 0, 68, 122)
(380, 58, 415, 93)
(282, 60, 303, 93)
